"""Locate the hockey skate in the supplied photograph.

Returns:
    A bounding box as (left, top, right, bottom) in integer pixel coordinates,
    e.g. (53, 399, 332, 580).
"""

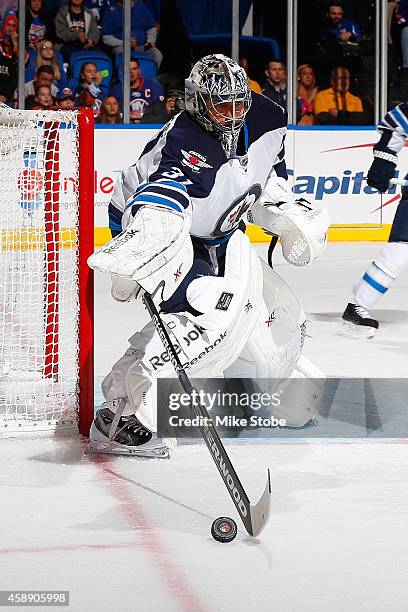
(87, 406, 170, 458)
(341, 302, 379, 339)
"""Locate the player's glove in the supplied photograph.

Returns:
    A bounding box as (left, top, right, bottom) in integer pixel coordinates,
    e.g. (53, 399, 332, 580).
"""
(366, 150, 398, 193)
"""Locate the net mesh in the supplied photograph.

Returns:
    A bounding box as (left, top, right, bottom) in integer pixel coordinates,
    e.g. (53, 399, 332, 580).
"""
(0, 106, 81, 435)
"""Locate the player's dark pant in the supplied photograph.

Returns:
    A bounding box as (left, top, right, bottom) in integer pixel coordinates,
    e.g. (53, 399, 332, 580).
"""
(160, 237, 229, 315)
(389, 181, 408, 242)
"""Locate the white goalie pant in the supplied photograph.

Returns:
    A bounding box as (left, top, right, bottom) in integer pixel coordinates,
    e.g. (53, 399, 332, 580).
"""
(101, 231, 323, 431)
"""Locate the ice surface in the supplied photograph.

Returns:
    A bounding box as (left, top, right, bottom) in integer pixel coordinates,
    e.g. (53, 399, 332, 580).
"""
(1, 243, 407, 612)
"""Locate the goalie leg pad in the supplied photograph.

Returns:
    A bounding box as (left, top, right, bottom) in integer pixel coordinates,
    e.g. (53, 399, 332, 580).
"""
(102, 232, 266, 432)
(224, 261, 324, 427)
(271, 356, 326, 428)
(160, 257, 215, 314)
(225, 259, 306, 380)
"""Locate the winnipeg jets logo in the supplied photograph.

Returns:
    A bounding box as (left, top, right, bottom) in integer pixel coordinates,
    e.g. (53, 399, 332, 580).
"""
(265, 309, 277, 327)
(181, 149, 213, 173)
(216, 187, 261, 236)
(244, 301, 253, 313)
(174, 264, 182, 281)
(228, 209, 240, 224)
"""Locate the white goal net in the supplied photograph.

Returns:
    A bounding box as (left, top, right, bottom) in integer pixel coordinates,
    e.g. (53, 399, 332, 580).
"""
(0, 105, 94, 436)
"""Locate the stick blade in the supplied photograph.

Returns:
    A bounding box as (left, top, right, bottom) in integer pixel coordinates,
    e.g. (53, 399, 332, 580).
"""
(248, 468, 272, 537)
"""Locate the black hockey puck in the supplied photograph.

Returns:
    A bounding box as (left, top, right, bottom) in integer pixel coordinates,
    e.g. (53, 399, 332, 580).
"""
(211, 517, 237, 543)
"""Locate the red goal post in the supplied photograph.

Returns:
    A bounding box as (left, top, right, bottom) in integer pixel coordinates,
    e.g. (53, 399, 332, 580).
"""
(0, 105, 94, 437)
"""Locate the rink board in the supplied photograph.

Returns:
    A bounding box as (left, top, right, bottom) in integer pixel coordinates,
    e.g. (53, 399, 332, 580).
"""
(90, 125, 408, 244)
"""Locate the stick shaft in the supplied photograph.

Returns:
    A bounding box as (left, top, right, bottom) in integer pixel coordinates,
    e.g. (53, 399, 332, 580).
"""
(143, 292, 255, 534)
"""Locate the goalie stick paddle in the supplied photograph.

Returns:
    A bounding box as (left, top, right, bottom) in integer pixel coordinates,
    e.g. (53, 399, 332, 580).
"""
(143, 291, 271, 538)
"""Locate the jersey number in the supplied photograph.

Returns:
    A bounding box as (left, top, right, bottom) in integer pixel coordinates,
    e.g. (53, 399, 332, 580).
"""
(161, 166, 193, 186)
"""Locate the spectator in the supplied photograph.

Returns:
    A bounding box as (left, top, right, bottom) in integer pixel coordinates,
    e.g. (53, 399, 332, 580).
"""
(319, 3, 362, 77)
(297, 64, 318, 125)
(26, 40, 68, 89)
(73, 61, 108, 117)
(56, 86, 75, 109)
(239, 57, 262, 94)
(140, 88, 183, 123)
(55, 0, 100, 62)
(154, 0, 191, 87)
(320, 3, 362, 51)
(0, 1, 17, 22)
(110, 57, 163, 122)
(31, 84, 57, 109)
(24, 64, 59, 108)
(143, 0, 160, 21)
(0, 36, 16, 103)
(42, 0, 66, 20)
(0, 12, 18, 59)
(102, 0, 162, 67)
(83, 0, 107, 26)
(313, 66, 368, 125)
(262, 60, 287, 109)
(389, 0, 397, 46)
(97, 94, 122, 123)
(25, 0, 54, 52)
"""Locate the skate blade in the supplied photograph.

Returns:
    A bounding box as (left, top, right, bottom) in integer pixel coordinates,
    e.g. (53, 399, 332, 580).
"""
(339, 320, 377, 339)
(85, 441, 170, 459)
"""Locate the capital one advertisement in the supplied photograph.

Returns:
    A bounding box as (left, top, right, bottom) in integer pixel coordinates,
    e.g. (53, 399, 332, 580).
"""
(92, 126, 407, 240)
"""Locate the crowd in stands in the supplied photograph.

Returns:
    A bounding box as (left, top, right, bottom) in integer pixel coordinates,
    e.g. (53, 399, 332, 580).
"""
(0, 0, 403, 125)
(252, 1, 373, 125)
(0, 0, 172, 121)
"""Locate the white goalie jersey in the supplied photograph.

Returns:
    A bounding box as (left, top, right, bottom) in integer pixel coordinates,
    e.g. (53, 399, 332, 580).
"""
(108, 92, 288, 243)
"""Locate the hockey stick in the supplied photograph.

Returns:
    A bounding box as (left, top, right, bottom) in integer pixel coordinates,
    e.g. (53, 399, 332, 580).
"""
(267, 234, 279, 269)
(143, 291, 271, 538)
(389, 178, 408, 187)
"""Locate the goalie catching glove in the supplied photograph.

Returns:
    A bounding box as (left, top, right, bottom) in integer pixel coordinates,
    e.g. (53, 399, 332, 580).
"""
(248, 177, 330, 266)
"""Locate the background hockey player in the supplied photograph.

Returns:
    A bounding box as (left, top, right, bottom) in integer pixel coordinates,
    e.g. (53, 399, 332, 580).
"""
(342, 103, 408, 337)
(88, 54, 330, 458)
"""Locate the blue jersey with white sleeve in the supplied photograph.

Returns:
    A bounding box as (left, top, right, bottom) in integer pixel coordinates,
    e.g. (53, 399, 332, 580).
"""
(109, 92, 287, 245)
(374, 103, 408, 155)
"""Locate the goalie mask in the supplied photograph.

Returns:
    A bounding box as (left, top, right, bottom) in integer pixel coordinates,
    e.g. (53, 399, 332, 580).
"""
(185, 54, 252, 156)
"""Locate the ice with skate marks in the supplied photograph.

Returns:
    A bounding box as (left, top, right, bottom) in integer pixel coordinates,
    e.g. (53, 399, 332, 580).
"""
(339, 319, 378, 340)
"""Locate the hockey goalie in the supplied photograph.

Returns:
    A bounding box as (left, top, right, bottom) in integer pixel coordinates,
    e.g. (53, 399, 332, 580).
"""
(87, 54, 330, 458)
